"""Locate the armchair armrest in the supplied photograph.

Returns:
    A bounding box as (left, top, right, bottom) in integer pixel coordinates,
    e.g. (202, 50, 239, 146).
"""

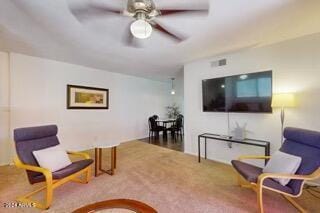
(13, 156, 52, 180)
(67, 151, 90, 159)
(238, 155, 271, 161)
(258, 168, 320, 184)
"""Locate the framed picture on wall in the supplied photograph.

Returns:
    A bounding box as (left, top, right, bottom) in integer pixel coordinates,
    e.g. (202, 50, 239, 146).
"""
(67, 85, 109, 109)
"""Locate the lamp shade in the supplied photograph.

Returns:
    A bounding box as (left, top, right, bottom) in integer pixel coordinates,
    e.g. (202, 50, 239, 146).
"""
(272, 93, 296, 108)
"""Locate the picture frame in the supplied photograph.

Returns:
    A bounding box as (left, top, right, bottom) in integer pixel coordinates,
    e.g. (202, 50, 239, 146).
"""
(67, 84, 109, 109)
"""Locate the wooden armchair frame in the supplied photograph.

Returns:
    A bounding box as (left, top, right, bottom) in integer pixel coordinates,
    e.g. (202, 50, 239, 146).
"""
(237, 155, 320, 213)
(14, 151, 92, 210)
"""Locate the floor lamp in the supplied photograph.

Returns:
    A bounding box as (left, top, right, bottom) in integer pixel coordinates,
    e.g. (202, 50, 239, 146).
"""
(272, 93, 296, 144)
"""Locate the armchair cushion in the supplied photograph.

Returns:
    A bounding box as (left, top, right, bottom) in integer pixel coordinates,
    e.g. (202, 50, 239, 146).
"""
(232, 160, 262, 183)
(232, 127, 320, 199)
(31, 159, 94, 182)
(263, 151, 301, 186)
(280, 128, 320, 195)
(232, 160, 293, 194)
(53, 159, 93, 179)
(14, 125, 94, 185)
(14, 125, 58, 142)
(284, 127, 320, 149)
(32, 145, 72, 172)
(14, 125, 61, 184)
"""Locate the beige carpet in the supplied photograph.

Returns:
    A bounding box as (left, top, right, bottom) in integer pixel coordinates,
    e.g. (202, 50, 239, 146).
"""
(0, 141, 319, 213)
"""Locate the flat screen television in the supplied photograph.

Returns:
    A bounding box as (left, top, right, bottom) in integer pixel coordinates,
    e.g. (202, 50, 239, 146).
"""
(202, 71, 272, 113)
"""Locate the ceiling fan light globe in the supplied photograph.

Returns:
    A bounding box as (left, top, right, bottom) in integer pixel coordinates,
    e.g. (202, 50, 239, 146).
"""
(130, 20, 152, 39)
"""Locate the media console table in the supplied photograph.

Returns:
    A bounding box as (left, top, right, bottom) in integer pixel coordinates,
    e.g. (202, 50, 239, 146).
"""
(198, 133, 270, 165)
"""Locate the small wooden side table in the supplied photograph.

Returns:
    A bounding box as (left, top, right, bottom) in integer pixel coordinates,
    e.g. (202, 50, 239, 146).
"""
(94, 144, 119, 177)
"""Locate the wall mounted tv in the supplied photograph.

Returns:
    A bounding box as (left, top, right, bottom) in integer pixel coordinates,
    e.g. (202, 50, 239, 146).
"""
(202, 71, 272, 113)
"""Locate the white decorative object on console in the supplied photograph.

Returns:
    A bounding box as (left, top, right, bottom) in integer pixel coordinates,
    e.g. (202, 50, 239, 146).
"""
(232, 122, 247, 140)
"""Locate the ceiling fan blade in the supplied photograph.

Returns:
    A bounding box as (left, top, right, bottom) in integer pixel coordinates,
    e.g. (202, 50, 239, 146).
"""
(151, 21, 187, 42)
(159, 9, 208, 16)
(90, 4, 123, 15)
(69, 4, 122, 22)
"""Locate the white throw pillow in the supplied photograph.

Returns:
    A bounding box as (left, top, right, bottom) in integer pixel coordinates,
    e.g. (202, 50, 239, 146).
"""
(33, 145, 72, 172)
(263, 151, 302, 186)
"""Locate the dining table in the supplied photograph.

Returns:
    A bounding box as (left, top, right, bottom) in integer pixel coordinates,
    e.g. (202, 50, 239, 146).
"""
(156, 118, 176, 138)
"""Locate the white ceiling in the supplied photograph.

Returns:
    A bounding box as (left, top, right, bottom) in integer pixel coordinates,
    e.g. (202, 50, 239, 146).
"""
(0, 0, 320, 80)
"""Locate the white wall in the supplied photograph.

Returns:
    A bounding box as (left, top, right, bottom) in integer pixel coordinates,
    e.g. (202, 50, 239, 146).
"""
(9, 53, 171, 157)
(184, 33, 320, 167)
(172, 70, 184, 115)
(0, 51, 10, 165)
(165, 71, 184, 117)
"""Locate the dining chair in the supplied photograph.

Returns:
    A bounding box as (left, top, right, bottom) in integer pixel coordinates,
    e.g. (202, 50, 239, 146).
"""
(231, 127, 320, 213)
(169, 114, 184, 141)
(148, 116, 165, 142)
(13, 125, 93, 210)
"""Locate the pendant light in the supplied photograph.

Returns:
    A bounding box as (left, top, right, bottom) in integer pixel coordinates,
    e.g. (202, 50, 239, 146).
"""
(170, 78, 175, 95)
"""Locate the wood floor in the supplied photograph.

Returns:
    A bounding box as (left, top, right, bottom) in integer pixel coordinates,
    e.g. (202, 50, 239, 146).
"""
(139, 134, 184, 152)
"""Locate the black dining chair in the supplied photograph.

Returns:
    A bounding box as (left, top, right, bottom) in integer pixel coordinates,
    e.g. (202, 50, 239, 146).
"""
(148, 116, 166, 142)
(170, 114, 184, 141)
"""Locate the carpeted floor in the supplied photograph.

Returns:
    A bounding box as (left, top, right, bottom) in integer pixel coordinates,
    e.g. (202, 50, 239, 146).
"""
(0, 141, 319, 213)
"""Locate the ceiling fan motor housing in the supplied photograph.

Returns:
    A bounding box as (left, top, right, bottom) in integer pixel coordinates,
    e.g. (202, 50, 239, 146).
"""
(127, 0, 155, 14)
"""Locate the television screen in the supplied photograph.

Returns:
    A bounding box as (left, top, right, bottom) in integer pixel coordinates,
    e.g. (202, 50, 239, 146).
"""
(202, 71, 272, 113)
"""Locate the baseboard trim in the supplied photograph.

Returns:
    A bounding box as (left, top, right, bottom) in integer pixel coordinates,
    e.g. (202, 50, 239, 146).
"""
(0, 162, 13, 166)
(184, 150, 232, 165)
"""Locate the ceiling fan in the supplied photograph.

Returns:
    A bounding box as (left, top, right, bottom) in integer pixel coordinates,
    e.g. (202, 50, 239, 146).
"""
(69, 0, 209, 46)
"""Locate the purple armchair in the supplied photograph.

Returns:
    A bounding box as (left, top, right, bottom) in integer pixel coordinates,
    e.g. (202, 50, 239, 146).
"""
(13, 125, 93, 209)
(232, 127, 320, 213)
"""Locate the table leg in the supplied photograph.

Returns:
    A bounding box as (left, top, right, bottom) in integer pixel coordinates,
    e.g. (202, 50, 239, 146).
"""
(205, 138, 207, 159)
(198, 136, 201, 163)
(114, 147, 117, 169)
(163, 130, 167, 139)
(94, 147, 117, 176)
(105, 147, 114, 175)
(163, 122, 167, 139)
(99, 148, 102, 170)
(265, 144, 270, 165)
(94, 148, 99, 177)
